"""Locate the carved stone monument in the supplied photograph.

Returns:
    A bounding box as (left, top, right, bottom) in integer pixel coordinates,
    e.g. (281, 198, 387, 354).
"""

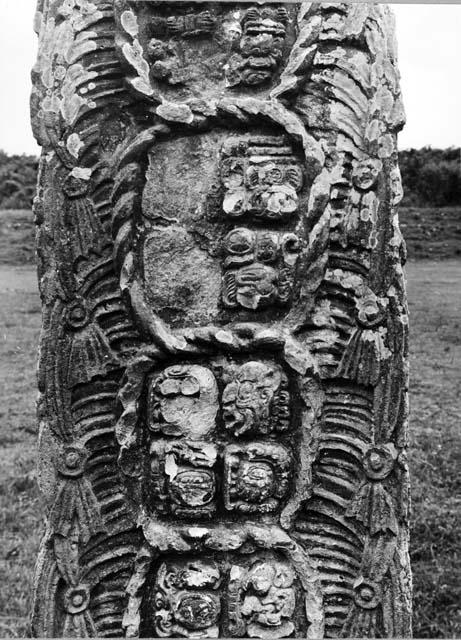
(31, 2, 411, 637)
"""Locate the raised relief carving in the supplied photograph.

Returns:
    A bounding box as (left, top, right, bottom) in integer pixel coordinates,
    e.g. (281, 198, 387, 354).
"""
(225, 7, 289, 87)
(337, 290, 389, 386)
(146, 39, 178, 82)
(240, 560, 296, 639)
(148, 440, 218, 518)
(32, 1, 410, 637)
(224, 442, 291, 513)
(222, 361, 290, 436)
(115, 2, 299, 103)
(145, 360, 292, 517)
(331, 157, 383, 250)
(219, 135, 305, 312)
(145, 553, 305, 639)
(148, 365, 219, 438)
(151, 11, 217, 39)
(346, 443, 399, 535)
(221, 136, 304, 222)
(146, 8, 218, 85)
(222, 228, 301, 310)
(151, 559, 222, 638)
(144, 365, 220, 518)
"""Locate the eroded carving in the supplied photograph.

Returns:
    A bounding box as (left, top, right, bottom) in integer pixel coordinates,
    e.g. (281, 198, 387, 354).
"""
(148, 365, 219, 438)
(224, 443, 291, 513)
(137, 543, 317, 639)
(225, 6, 289, 87)
(149, 440, 218, 518)
(222, 229, 302, 310)
(31, 2, 410, 638)
(115, 2, 297, 102)
(222, 361, 290, 436)
(151, 11, 217, 40)
(221, 136, 304, 221)
(240, 560, 296, 639)
(151, 559, 222, 637)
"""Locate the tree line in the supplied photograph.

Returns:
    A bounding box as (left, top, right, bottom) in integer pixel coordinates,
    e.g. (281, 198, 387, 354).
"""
(0, 150, 38, 210)
(399, 147, 461, 207)
(0, 147, 460, 210)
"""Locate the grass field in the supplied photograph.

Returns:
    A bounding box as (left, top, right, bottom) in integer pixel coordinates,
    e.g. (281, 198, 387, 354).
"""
(0, 255, 460, 636)
(0, 211, 36, 267)
(400, 206, 461, 260)
(1, 207, 460, 265)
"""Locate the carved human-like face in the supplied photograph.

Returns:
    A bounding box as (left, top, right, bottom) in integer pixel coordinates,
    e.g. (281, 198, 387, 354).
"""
(168, 468, 216, 509)
(221, 135, 304, 222)
(222, 362, 282, 435)
(222, 157, 303, 221)
(150, 557, 299, 637)
(222, 228, 301, 310)
(149, 440, 218, 518)
(153, 560, 221, 637)
(241, 561, 296, 634)
(236, 461, 275, 502)
(226, 6, 289, 86)
(352, 158, 382, 191)
(224, 441, 291, 513)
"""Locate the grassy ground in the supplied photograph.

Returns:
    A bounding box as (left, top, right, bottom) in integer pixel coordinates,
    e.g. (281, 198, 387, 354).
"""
(0, 211, 36, 267)
(0, 256, 459, 636)
(400, 206, 461, 260)
(0, 267, 42, 637)
(406, 261, 461, 637)
(1, 207, 460, 265)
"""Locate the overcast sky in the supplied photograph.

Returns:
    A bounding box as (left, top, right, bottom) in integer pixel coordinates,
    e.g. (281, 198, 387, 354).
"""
(0, 1, 459, 155)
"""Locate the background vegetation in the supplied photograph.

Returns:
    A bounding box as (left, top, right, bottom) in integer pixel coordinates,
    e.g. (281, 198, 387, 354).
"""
(0, 147, 459, 637)
(0, 152, 38, 211)
(0, 147, 460, 210)
(400, 147, 461, 207)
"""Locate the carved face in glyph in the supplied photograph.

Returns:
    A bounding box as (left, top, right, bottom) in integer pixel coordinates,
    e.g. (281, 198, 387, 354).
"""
(222, 361, 285, 436)
(149, 556, 299, 637)
(222, 159, 303, 221)
(222, 228, 301, 310)
(148, 440, 218, 518)
(237, 461, 275, 502)
(152, 560, 222, 637)
(226, 6, 289, 86)
(221, 138, 304, 222)
(223, 442, 291, 513)
(241, 561, 296, 636)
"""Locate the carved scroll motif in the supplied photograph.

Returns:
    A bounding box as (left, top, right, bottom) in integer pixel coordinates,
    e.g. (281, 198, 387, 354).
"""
(31, 2, 410, 638)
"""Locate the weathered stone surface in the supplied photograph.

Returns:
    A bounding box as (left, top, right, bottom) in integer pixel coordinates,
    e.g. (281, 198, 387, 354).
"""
(31, 2, 411, 638)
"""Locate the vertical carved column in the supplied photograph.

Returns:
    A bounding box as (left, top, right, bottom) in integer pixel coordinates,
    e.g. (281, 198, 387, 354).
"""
(31, 2, 411, 638)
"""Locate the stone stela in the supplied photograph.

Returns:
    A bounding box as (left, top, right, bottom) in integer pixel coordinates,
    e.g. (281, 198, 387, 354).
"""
(30, 2, 411, 638)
